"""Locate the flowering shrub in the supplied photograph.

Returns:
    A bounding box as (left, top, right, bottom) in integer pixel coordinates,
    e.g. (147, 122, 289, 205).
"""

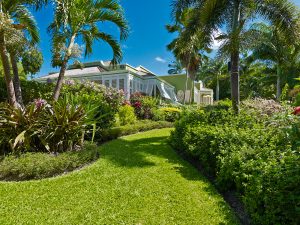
(130, 92, 158, 119)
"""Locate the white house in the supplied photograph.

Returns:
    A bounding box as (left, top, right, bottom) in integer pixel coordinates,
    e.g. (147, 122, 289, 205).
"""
(38, 61, 213, 104)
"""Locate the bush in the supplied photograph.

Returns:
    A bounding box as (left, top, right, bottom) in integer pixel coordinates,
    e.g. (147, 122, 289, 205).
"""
(0, 142, 99, 181)
(101, 120, 173, 142)
(170, 104, 300, 225)
(117, 105, 137, 126)
(130, 92, 158, 119)
(0, 98, 88, 154)
(158, 107, 182, 122)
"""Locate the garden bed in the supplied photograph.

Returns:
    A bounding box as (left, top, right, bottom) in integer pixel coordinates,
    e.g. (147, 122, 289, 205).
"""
(0, 120, 173, 182)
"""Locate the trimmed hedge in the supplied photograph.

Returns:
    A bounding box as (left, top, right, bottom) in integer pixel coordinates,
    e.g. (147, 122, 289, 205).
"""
(101, 120, 173, 142)
(170, 106, 300, 225)
(0, 143, 99, 181)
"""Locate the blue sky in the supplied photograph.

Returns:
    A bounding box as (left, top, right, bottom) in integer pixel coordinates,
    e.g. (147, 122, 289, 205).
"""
(34, 0, 300, 77)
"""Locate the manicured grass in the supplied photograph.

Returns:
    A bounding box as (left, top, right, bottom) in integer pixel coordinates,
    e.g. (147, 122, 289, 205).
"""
(0, 129, 238, 224)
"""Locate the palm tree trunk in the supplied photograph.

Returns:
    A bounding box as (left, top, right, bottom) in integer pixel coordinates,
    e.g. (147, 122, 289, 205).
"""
(0, 33, 17, 107)
(231, 51, 240, 113)
(53, 58, 68, 101)
(53, 34, 76, 101)
(276, 65, 281, 100)
(231, 1, 241, 114)
(10, 53, 24, 107)
(216, 73, 220, 101)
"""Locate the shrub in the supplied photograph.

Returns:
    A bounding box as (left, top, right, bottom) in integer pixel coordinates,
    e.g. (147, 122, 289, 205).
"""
(0, 142, 99, 181)
(130, 92, 158, 119)
(158, 107, 182, 122)
(0, 98, 87, 154)
(117, 105, 136, 126)
(101, 120, 173, 142)
(170, 105, 300, 225)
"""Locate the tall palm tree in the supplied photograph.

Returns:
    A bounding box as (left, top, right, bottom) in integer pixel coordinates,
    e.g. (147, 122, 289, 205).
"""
(49, 0, 128, 101)
(167, 9, 207, 104)
(172, 0, 299, 112)
(248, 23, 299, 100)
(0, 0, 42, 107)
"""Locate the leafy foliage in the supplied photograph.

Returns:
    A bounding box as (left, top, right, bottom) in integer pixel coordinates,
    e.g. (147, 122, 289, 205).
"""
(130, 92, 159, 119)
(0, 98, 87, 154)
(170, 101, 300, 225)
(0, 142, 99, 181)
(116, 105, 136, 126)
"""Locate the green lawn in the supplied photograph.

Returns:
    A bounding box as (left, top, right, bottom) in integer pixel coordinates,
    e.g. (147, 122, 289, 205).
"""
(0, 128, 238, 225)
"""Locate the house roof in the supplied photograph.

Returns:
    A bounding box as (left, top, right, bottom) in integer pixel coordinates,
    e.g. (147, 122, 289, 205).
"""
(41, 67, 104, 80)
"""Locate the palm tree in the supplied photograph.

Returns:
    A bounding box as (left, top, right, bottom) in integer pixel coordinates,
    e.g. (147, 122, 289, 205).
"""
(0, 0, 43, 107)
(198, 58, 227, 101)
(248, 23, 299, 100)
(168, 60, 184, 74)
(166, 9, 206, 104)
(49, 0, 128, 101)
(172, 0, 299, 112)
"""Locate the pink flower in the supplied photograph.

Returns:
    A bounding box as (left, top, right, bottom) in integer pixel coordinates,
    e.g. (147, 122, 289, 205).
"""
(34, 98, 47, 109)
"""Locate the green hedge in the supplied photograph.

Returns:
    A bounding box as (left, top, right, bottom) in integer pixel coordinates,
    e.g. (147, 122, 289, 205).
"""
(170, 106, 300, 225)
(0, 143, 99, 181)
(101, 120, 173, 142)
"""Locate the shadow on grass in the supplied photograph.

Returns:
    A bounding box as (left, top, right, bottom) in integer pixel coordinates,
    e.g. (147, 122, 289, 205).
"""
(100, 134, 240, 224)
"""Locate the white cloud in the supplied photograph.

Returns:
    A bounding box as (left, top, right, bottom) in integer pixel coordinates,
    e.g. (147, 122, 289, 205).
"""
(211, 29, 224, 50)
(122, 44, 129, 49)
(155, 57, 167, 63)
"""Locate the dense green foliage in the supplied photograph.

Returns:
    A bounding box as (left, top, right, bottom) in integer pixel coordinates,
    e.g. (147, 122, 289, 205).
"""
(0, 98, 87, 154)
(0, 142, 98, 181)
(0, 129, 238, 224)
(170, 101, 300, 225)
(116, 104, 137, 126)
(101, 120, 173, 142)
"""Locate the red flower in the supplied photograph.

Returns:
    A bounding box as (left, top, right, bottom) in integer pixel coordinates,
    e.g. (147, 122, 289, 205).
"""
(293, 106, 300, 115)
(134, 101, 142, 108)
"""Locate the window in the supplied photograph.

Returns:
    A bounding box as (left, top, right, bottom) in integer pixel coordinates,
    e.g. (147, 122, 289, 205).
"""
(140, 83, 143, 92)
(112, 79, 117, 88)
(130, 80, 133, 94)
(119, 79, 125, 91)
(104, 80, 110, 87)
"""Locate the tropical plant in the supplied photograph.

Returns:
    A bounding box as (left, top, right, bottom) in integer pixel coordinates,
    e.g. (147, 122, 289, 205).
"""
(0, 0, 44, 107)
(168, 60, 184, 74)
(167, 9, 209, 104)
(198, 57, 228, 101)
(247, 23, 300, 100)
(49, 0, 129, 100)
(172, 0, 300, 112)
(0, 98, 88, 154)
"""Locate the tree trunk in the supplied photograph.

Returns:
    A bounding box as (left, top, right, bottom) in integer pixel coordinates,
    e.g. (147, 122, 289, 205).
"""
(231, 51, 240, 113)
(52, 34, 76, 101)
(0, 33, 17, 107)
(276, 65, 281, 100)
(53, 58, 68, 101)
(10, 53, 24, 107)
(231, 1, 241, 114)
(216, 73, 220, 101)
